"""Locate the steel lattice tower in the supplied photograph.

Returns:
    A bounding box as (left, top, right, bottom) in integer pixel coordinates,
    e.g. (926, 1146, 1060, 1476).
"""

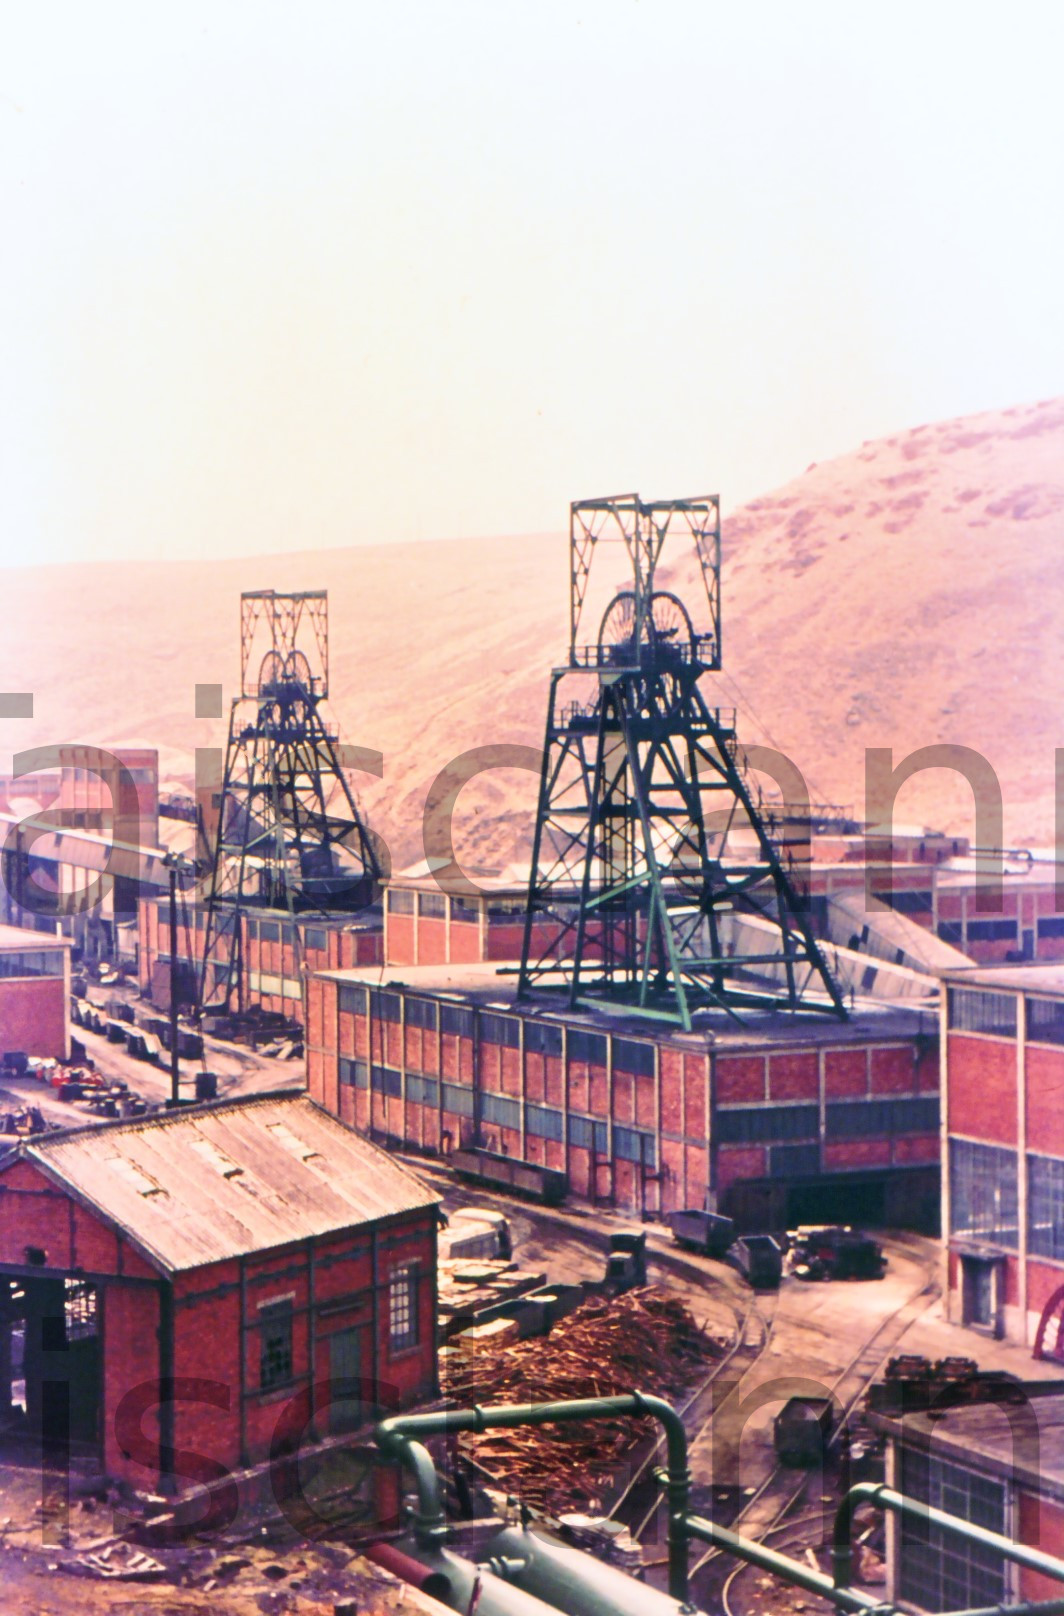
(516, 496, 846, 1028)
(199, 590, 380, 1014)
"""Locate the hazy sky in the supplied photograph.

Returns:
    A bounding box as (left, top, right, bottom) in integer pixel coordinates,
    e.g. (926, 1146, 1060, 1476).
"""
(1, 2, 1062, 567)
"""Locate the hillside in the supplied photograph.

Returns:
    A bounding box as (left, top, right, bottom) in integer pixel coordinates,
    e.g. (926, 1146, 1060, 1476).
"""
(1, 396, 1061, 871)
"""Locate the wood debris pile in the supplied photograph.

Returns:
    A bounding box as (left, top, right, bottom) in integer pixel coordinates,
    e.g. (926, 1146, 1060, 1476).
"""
(443, 1287, 721, 1512)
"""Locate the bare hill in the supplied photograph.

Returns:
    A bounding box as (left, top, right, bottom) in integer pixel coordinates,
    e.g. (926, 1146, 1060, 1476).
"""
(1, 396, 1061, 871)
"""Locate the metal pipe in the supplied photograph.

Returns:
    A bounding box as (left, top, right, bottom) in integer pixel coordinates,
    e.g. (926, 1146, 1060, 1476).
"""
(677, 1505, 879, 1615)
(376, 1391, 691, 1602)
(678, 1503, 1064, 1616)
(834, 1482, 1064, 1595)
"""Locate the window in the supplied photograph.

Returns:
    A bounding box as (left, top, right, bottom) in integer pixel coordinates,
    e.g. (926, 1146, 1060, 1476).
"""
(569, 1115, 608, 1154)
(370, 1065, 402, 1098)
(0, 949, 64, 978)
(303, 926, 328, 953)
(418, 891, 447, 918)
(440, 1002, 474, 1037)
(451, 896, 480, 924)
(947, 987, 1018, 1036)
(1037, 917, 1064, 940)
(442, 1082, 475, 1117)
(258, 919, 280, 943)
(612, 1038, 655, 1078)
(405, 997, 439, 1032)
(487, 897, 527, 919)
(526, 1104, 564, 1142)
(771, 1142, 821, 1178)
(482, 1092, 521, 1131)
(389, 1264, 418, 1351)
(481, 1012, 521, 1049)
(524, 1020, 563, 1058)
(1027, 997, 1064, 1048)
(717, 1104, 819, 1144)
(964, 918, 1018, 943)
(568, 1028, 607, 1067)
(387, 889, 415, 914)
(339, 1057, 369, 1089)
(825, 1097, 939, 1139)
(1029, 1153, 1064, 1261)
(937, 920, 964, 946)
(369, 988, 402, 1023)
(949, 1138, 1018, 1249)
(899, 1448, 1006, 1613)
(407, 1075, 440, 1107)
(614, 1126, 657, 1168)
(876, 888, 933, 915)
(338, 983, 367, 1016)
(259, 1299, 294, 1390)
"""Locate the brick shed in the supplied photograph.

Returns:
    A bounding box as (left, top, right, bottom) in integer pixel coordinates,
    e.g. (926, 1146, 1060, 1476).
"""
(0, 1091, 439, 1493)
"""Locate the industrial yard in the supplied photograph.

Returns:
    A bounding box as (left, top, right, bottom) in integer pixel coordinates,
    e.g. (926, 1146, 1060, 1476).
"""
(1, 484, 1064, 1616)
(2, 9, 1063, 1613)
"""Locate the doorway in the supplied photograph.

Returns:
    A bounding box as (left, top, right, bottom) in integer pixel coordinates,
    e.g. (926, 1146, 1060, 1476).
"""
(0, 1276, 100, 1450)
(328, 1326, 365, 1435)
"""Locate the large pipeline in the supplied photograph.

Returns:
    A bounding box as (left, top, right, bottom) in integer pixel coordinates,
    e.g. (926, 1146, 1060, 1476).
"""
(375, 1390, 692, 1602)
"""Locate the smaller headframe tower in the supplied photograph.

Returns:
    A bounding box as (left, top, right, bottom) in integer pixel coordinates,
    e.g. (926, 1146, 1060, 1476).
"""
(517, 495, 846, 1029)
(199, 590, 380, 1015)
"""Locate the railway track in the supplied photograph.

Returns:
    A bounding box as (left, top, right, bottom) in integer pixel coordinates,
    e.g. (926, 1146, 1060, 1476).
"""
(685, 1247, 941, 1614)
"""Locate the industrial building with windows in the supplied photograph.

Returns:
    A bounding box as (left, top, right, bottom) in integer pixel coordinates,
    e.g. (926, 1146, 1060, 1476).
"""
(305, 960, 941, 1229)
(0, 1093, 439, 1491)
(942, 964, 1064, 1350)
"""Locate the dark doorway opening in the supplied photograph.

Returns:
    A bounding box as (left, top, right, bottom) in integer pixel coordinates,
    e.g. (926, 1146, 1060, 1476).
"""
(0, 1276, 100, 1453)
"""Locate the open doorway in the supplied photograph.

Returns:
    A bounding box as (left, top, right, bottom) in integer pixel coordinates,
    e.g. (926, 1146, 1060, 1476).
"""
(0, 1276, 100, 1451)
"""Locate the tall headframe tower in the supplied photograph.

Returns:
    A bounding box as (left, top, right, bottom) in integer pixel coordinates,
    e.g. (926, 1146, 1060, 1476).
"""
(199, 590, 380, 1014)
(517, 496, 846, 1028)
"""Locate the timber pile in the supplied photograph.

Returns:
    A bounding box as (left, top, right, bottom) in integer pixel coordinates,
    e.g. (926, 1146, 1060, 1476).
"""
(443, 1287, 722, 1512)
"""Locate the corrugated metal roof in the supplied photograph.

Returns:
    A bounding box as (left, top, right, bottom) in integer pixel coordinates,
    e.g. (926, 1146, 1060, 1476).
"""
(25, 1093, 439, 1274)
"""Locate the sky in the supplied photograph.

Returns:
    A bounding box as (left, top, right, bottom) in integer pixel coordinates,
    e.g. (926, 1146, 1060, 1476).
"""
(1, 1, 1062, 567)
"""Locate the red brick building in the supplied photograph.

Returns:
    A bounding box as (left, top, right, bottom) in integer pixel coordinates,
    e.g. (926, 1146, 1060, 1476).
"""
(870, 1381, 1064, 1613)
(0, 923, 70, 1061)
(0, 1093, 438, 1490)
(137, 896, 382, 1018)
(306, 962, 940, 1229)
(942, 965, 1064, 1348)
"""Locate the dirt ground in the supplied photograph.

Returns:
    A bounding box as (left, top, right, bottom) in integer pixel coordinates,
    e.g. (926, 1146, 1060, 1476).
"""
(0, 1459, 436, 1616)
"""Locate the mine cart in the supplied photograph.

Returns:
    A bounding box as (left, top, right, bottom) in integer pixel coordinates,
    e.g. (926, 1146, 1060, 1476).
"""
(774, 1395, 835, 1465)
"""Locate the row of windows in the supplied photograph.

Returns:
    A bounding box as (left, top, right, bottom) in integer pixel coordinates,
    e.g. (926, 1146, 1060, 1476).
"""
(825, 1097, 939, 1138)
(947, 988, 1018, 1037)
(0, 949, 65, 978)
(717, 1104, 819, 1145)
(964, 918, 1018, 943)
(948, 987, 1064, 1045)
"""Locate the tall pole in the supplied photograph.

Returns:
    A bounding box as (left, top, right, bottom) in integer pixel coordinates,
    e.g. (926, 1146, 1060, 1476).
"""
(168, 862, 180, 1106)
